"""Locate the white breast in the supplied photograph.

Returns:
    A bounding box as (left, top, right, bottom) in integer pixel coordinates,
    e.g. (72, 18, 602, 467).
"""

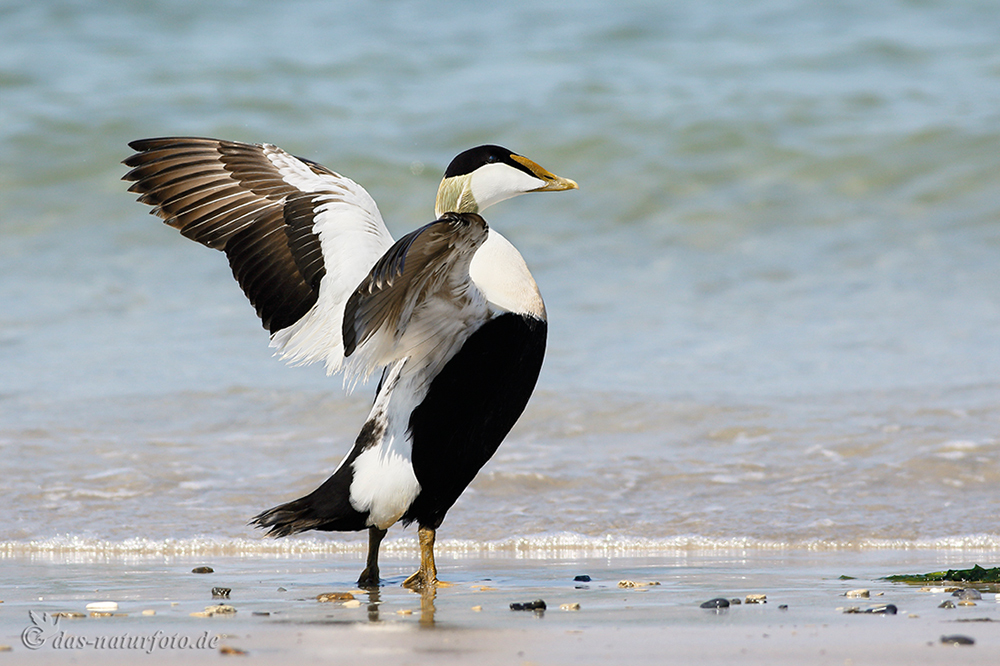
(469, 230, 546, 319)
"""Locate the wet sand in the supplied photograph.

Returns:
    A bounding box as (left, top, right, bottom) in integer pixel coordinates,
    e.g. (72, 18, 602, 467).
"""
(2, 549, 997, 664)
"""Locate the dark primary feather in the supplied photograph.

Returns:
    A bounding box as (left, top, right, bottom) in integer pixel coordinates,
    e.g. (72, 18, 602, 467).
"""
(122, 137, 330, 332)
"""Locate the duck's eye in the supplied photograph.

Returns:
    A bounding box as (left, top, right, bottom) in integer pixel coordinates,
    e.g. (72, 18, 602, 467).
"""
(486, 154, 499, 163)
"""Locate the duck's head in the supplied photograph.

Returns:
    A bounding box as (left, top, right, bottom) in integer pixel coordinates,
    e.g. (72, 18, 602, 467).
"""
(435, 145, 578, 217)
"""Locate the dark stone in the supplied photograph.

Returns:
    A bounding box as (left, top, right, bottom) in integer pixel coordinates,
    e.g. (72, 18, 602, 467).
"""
(866, 604, 897, 614)
(212, 587, 231, 599)
(953, 589, 982, 600)
(191, 566, 214, 574)
(730, 598, 742, 605)
(778, 604, 788, 610)
(700, 598, 730, 609)
(939, 600, 956, 609)
(940, 634, 975, 646)
(510, 600, 546, 611)
(843, 604, 898, 615)
(573, 575, 591, 582)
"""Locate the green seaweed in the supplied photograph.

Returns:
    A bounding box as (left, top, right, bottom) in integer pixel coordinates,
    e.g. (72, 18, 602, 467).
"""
(884, 564, 1000, 584)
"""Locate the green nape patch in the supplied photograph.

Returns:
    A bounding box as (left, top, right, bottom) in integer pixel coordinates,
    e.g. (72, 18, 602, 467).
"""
(883, 564, 1000, 585)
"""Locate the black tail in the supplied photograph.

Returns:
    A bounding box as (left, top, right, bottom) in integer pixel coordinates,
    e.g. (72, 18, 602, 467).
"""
(250, 496, 329, 537)
(249, 470, 369, 536)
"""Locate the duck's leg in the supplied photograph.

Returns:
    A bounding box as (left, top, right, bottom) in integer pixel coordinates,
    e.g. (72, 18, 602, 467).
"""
(357, 526, 387, 588)
(403, 526, 450, 589)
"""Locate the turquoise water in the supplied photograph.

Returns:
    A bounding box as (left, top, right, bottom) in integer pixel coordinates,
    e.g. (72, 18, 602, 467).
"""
(2, 1, 998, 552)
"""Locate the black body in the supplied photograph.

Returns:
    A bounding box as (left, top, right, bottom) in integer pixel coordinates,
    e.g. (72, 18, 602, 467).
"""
(252, 312, 547, 536)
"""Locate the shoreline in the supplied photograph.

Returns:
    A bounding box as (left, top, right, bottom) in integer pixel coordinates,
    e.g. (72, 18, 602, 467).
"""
(2, 549, 997, 664)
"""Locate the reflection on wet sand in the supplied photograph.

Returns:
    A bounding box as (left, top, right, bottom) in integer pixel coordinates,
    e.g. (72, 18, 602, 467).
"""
(361, 584, 437, 625)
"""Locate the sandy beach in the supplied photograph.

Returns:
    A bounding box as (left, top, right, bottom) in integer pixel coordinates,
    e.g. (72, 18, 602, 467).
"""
(3, 548, 997, 664)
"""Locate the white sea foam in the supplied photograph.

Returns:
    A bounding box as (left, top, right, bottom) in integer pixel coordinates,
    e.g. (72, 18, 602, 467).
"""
(3, 533, 999, 561)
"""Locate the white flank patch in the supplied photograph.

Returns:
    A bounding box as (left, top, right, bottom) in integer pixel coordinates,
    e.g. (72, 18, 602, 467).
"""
(349, 432, 421, 530)
(347, 361, 423, 529)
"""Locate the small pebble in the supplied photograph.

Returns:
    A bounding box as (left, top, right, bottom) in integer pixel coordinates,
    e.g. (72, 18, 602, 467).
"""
(953, 589, 982, 600)
(730, 598, 742, 605)
(317, 592, 355, 603)
(0, 646, 11, 652)
(89, 612, 118, 618)
(560, 603, 581, 611)
(958, 600, 977, 607)
(510, 599, 546, 611)
(219, 645, 248, 655)
(940, 634, 975, 646)
(574, 575, 591, 582)
(700, 598, 730, 609)
(745, 594, 767, 604)
(778, 604, 788, 610)
(212, 587, 232, 599)
(277, 587, 287, 592)
(53, 612, 86, 619)
(192, 566, 214, 574)
(193, 604, 236, 617)
(469, 606, 481, 612)
(397, 609, 414, 615)
(618, 580, 660, 588)
(251, 611, 270, 616)
(343, 599, 362, 608)
(939, 600, 956, 609)
(85, 601, 118, 612)
(141, 610, 156, 616)
(845, 589, 869, 598)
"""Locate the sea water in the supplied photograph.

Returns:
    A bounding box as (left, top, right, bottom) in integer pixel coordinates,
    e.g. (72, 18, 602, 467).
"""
(2, 0, 998, 559)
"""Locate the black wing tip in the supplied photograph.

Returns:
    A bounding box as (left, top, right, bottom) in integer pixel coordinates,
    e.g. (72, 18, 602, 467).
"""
(123, 136, 242, 165)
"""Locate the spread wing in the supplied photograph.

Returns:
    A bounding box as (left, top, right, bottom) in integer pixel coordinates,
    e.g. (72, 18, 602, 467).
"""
(123, 137, 394, 374)
(342, 212, 491, 381)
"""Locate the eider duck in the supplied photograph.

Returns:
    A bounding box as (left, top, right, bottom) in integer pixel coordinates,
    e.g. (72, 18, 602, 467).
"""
(123, 138, 576, 588)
